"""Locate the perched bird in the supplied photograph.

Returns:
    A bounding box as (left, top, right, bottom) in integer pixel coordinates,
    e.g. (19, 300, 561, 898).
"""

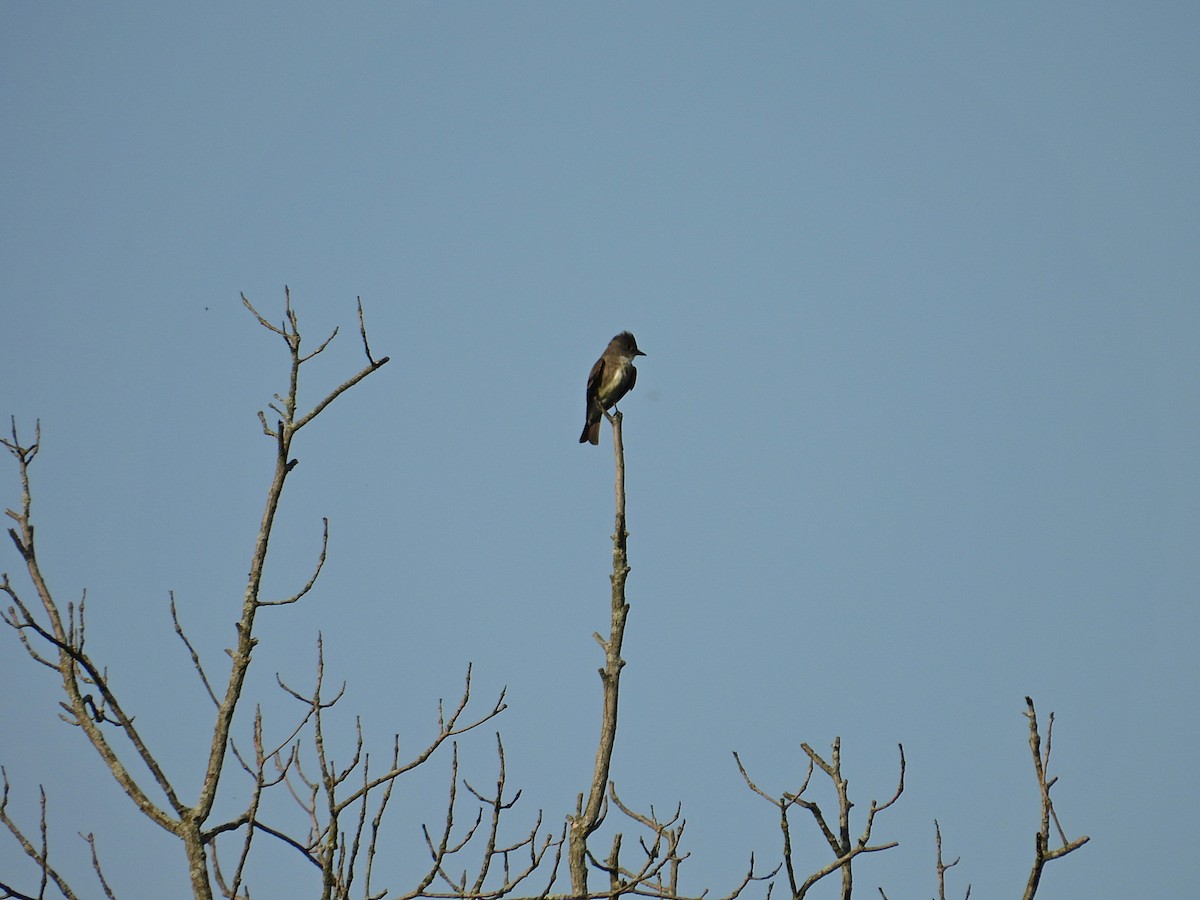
(579, 331, 647, 445)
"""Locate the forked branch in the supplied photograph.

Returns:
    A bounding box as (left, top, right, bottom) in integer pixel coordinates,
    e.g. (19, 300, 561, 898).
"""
(735, 740, 904, 900)
(1021, 697, 1089, 900)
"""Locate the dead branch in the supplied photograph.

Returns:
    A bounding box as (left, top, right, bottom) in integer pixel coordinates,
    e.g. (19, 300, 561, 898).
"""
(736, 740, 903, 900)
(0, 770, 80, 900)
(591, 784, 687, 897)
(2, 424, 184, 836)
(357, 297, 386, 368)
(1021, 698, 1089, 900)
(82, 831, 117, 900)
(569, 408, 633, 896)
(187, 293, 390, 897)
(405, 734, 564, 900)
(218, 634, 521, 900)
(933, 820, 969, 900)
(170, 592, 219, 708)
(258, 517, 329, 607)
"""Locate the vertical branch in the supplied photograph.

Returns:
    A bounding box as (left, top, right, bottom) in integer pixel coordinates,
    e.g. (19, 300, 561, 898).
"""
(178, 293, 387, 899)
(830, 741, 852, 900)
(182, 294, 305, 900)
(569, 409, 633, 896)
(932, 820, 968, 900)
(1021, 698, 1089, 900)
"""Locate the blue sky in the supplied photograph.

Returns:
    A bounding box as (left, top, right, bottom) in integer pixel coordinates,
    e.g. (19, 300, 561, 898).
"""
(2, 3, 1197, 897)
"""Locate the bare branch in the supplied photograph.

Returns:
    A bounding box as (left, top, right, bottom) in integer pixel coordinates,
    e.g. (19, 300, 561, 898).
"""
(333, 667, 507, 817)
(257, 518, 329, 607)
(1021, 698, 1089, 900)
(0, 771, 80, 900)
(569, 408, 634, 896)
(1, 425, 183, 834)
(738, 739, 902, 900)
(858, 744, 905, 847)
(192, 295, 391, 889)
(82, 832, 118, 900)
(2, 576, 60, 671)
(292, 355, 390, 433)
(299, 325, 339, 364)
(357, 297, 388, 368)
(362, 736, 401, 897)
(2, 294, 391, 900)
(594, 783, 690, 897)
(241, 292, 286, 337)
(933, 819, 970, 900)
(170, 591, 219, 708)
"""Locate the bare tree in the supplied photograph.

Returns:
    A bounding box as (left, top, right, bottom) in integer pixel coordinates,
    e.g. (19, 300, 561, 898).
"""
(1, 301, 1089, 899)
(0, 293, 507, 898)
(0, 293, 574, 900)
(2, 292, 393, 897)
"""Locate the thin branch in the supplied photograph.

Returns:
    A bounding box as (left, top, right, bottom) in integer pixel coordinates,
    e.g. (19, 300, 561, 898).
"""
(0, 772, 80, 900)
(241, 293, 286, 336)
(933, 819, 970, 900)
(257, 518, 329, 607)
(170, 592, 219, 707)
(82, 832, 118, 900)
(357, 297, 387, 368)
(292, 356, 390, 433)
(737, 740, 902, 900)
(333, 667, 507, 816)
(362, 736, 401, 897)
(299, 326, 339, 364)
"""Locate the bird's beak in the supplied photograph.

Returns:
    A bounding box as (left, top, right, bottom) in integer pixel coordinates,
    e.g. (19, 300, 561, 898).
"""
(636, 349, 647, 357)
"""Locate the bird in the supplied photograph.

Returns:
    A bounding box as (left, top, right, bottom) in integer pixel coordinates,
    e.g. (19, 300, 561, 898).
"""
(579, 331, 646, 445)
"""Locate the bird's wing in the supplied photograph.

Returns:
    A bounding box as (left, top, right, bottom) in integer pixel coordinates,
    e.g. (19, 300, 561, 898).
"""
(585, 356, 606, 400)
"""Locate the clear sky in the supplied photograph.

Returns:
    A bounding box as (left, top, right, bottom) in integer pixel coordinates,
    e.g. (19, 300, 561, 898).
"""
(2, 3, 1197, 898)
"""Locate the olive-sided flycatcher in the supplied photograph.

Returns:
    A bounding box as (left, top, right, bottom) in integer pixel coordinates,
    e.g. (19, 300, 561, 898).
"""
(579, 331, 646, 445)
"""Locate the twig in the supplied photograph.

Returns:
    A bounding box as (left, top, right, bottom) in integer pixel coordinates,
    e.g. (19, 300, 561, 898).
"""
(82, 832, 118, 900)
(170, 592, 219, 707)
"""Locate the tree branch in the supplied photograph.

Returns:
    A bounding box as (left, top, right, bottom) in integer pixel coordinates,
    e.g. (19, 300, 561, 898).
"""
(569, 408, 634, 896)
(737, 739, 903, 900)
(1021, 697, 1089, 900)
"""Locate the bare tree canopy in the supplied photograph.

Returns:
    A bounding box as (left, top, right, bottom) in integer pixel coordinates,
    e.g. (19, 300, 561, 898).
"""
(3, 297, 1088, 899)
